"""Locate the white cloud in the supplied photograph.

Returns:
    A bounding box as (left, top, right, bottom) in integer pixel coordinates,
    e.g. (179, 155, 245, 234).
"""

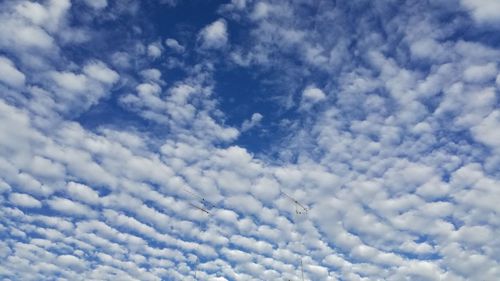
(140, 68, 162, 82)
(43, 0, 71, 32)
(0, 21, 54, 50)
(199, 19, 228, 49)
(136, 83, 161, 96)
(84, 0, 108, 10)
(1, 0, 500, 280)
(47, 197, 97, 218)
(0, 180, 11, 193)
(0, 56, 26, 88)
(435, 83, 496, 128)
(83, 61, 119, 85)
(251, 2, 272, 20)
(463, 63, 497, 83)
(13, 0, 70, 33)
(461, 0, 500, 24)
(15, 2, 49, 26)
(46, 62, 119, 114)
(472, 110, 500, 149)
(225, 194, 263, 215)
(454, 225, 493, 245)
(251, 177, 280, 203)
(9, 193, 42, 208)
(165, 38, 185, 53)
(28, 155, 65, 179)
(241, 112, 263, 132)
(410, 38, 445, 61)
(300, 85, 326, 110)
(51, 71, 88, 92)
(57, 254, 86, 270)
(121, 78, 239, 143)
(147, 43, 163, 59)
(222, 0, 247, 11)
(67, 182, 100, 205)
(302, 86, 326, 102)
(111, 51, 132, 69)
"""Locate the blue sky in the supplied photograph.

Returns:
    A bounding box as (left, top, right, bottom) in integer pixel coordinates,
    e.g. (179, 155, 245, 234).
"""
(0, 0, 500, 280)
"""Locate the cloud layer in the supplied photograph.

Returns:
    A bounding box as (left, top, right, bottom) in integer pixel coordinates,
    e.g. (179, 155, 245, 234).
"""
(0, 0, 499, 280)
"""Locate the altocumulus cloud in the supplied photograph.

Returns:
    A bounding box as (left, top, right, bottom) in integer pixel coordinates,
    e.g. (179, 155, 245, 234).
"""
(0, 0, 499, 281)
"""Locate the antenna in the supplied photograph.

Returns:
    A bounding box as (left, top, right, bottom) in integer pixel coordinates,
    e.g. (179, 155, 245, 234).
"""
(280, 190, 308, 215)
(182, 187, 215, 209)
(280, 190, 308, 281)
(187, 196, 212, 281)
(188, 202, 211, 215)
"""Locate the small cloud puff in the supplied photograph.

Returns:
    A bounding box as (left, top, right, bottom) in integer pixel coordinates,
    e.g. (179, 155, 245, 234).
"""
(410, 38, 445, 61)
(51, 61, 118, 92)
(0, 56, 26, 88)
(83, 61, 119, 85)
(84, 0, 108, 10)
(472, 110, 500, 149)
(148, 42, 163, 59)
(9, 193, 42, 208)
(300, 85, 326, 110)
(51, 71, 88, 92)
(461, 0, 500, 25)
(251, 2, 272, 20)
(165, 38, 185, 53)
(463, 63, 497, 83)
(241, 113, 263, 132)
(140, 68, 162, 82)
(199, 19, 228, 49)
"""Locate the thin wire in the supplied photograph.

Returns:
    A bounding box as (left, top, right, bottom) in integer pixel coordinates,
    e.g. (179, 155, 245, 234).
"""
(300, 258, 305, 281)
(312, 0, 322, 33)
(190, 201, 211, 281)
(296, 207, 307, 281)
(281, 189, 309, 281)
